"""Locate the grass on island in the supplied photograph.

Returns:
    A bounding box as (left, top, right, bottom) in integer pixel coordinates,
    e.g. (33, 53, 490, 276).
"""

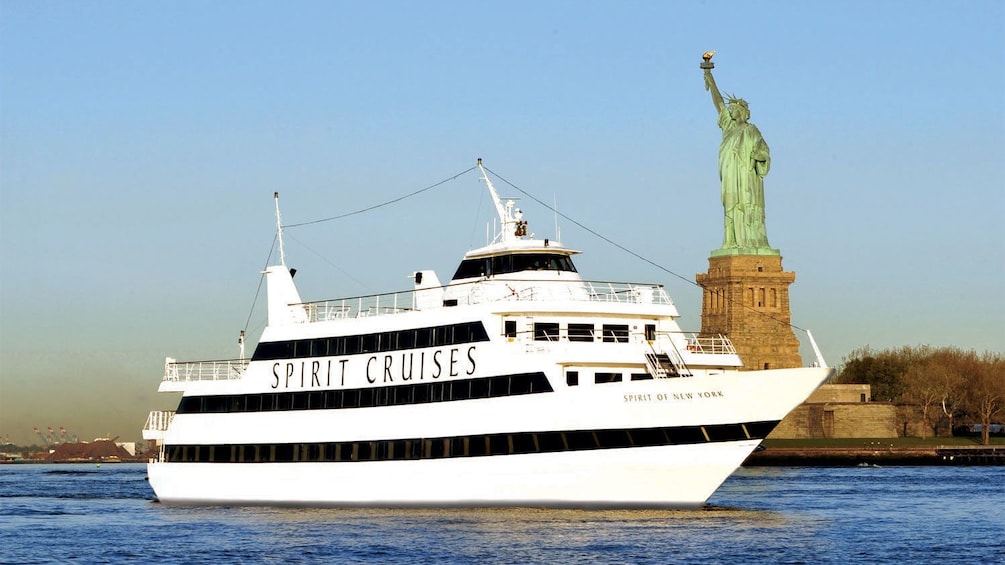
(761, 437, 1005, 449)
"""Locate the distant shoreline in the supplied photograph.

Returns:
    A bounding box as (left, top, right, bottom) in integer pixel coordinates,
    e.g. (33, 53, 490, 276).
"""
(744, 438, 1005, 466)
(744, 447, 1004, 466)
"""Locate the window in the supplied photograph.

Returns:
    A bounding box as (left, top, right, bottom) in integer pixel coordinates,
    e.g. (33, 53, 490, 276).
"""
(451, 258, 490, 280)
(534, 322, 560, 341)
(644, 324, 656, 342)
(488, 435, 509, 455)
(504, 320, 517, 339)
(377, 332, 394, 352)
(512, 433, 537, 454)
(602, 324, 629, 343)
(568, 323, 594, 342)
(415, 328, 431, 348)
(342, 335, 359, 355)
(566, 370, 579, 386)
(630, 373, 653, 381)
(310, 339, 326, 357)
(469, 379, 487, 399)
(594, 372, 622, 384)
(293, 340, 311, 357)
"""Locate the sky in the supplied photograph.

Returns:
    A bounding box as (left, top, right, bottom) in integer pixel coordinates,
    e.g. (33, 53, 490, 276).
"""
(1, 1, 1002, 446)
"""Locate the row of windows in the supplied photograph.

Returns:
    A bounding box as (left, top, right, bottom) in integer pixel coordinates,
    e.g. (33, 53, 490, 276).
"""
(163, 420, 780, 463)
(176, 372, 553, 414)
(252, 321, 489, 361)
(526, 322, 635, 343)
(704, 287, 781, 313)
(564, 371, 653, 386)
(452, 252, 578, 280)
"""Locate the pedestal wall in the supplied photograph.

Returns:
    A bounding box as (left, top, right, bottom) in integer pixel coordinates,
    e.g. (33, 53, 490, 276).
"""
(696, 254, 802, 370)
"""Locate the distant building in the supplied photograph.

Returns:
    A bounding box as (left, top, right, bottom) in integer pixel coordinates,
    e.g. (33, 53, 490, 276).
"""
(769, 384, 899, 438)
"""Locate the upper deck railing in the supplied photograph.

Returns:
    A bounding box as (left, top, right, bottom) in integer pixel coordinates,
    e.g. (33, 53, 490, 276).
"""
(683, 334, 737, 355)
(144, 410, 175, 433)
(300, 279, 674, 323)
(162, 358, 249, 383)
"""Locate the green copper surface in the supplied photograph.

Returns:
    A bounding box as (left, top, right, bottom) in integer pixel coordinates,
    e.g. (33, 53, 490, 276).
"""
(703, 60, 779, 257)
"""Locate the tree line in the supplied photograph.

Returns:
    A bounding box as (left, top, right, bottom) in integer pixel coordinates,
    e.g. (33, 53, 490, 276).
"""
(833, 346, 1004, 444)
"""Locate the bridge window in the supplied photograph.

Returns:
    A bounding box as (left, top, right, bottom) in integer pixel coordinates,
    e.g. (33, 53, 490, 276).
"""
(568, 323, 595, 342)
(594, 372, 622, 384)
(534, 322, 560, 341)
(451, 253, 578, 280)
(602, 324, 629, 343)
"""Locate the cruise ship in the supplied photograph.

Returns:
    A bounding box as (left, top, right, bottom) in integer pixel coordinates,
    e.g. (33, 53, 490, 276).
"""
(144, 160, 832, 507)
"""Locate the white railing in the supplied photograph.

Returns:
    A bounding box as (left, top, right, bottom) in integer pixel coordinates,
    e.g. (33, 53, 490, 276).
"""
(683, 334, 737, 355)
(300, 279, 674, 323)
(162, 358, 248, 382)
(144, 410, 175, 433)
(505, 329, 735, 359)
(581, 281, 672, 305)
(304, 293, 414, 322)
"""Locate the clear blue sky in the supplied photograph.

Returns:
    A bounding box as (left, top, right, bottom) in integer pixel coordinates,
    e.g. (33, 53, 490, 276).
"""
(2, 1, 1003, 446)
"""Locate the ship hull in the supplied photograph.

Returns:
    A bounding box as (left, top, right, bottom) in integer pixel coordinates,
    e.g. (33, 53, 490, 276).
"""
(148, 366, 830, 507)
(149, 439, 762, 508)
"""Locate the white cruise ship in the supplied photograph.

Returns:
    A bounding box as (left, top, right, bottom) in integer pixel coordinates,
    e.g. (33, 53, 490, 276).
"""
(144, 160, 832, 507)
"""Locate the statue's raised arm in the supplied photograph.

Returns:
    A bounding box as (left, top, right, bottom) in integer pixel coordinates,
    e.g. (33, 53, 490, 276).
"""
(701, 51, 725, 114)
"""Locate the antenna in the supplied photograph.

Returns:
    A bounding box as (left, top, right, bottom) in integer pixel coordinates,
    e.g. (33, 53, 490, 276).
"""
(274, 192, 287, 267)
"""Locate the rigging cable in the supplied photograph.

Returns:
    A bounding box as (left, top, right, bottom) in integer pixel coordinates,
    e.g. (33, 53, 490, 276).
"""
(243, 234, 277, 337)
(283, 165, 478, 229)
(242, 165, 478, 333)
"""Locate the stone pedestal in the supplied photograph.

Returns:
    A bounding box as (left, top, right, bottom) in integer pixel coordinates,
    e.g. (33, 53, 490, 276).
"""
(696, 254, 802, 370)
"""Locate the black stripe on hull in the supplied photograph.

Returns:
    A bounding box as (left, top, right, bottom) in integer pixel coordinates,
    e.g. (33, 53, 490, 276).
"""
(251, 321, 490, 361)
(162, 421, 781, 464)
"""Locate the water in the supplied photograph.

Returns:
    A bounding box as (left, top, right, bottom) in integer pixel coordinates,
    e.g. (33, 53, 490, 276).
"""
(1, 464, 1001, 564)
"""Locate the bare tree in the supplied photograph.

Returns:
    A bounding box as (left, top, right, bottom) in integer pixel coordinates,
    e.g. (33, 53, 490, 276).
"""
(902, 361, 944, 438)
(961, 351, 1005, 445)
(930, 348, 968, 436)
(835, 345, 1005, 440)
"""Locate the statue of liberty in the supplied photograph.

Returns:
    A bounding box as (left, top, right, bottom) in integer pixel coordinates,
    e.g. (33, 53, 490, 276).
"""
(702, 53, 778, 256)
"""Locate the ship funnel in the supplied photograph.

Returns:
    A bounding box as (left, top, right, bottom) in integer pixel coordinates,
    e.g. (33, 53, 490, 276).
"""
(265, 266, 307, 325)
(412, 270, 443, 310)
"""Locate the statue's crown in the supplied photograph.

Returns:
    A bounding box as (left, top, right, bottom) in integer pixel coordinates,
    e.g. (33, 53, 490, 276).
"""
(726, 95, 748, 108)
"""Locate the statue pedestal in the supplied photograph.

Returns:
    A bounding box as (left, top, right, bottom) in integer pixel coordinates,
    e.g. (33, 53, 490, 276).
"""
(710, 246, 779, 258)
(696, 254, 802, 370)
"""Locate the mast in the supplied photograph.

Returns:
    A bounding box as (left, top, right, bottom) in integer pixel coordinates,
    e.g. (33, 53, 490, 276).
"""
(477, 158, 525, 244)
(274, 191, 287, 267)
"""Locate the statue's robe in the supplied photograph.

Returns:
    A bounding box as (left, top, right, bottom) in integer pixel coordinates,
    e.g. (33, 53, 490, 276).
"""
(717, 104, 771, 250)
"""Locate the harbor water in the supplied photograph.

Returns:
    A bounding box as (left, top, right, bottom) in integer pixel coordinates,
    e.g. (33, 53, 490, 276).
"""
(0, 463, 1001, 563)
